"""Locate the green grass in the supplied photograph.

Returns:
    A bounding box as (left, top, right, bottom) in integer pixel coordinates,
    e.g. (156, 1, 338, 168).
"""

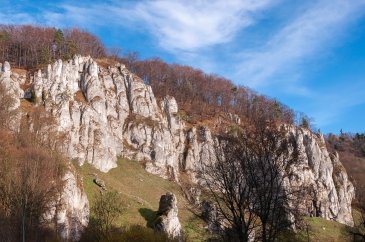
(280, 216, 355, 242)
(75, 158, 210, 242)
(304, 217, 351, 242)
(76, 158, 362, 242)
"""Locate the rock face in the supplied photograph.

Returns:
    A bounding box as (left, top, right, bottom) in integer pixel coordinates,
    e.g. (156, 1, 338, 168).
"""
(201, 200, 224, 233)
(285, 128, 354, 226)
(42, 169, 89, 241)
(1, 62, 90, 241)
(3, 57, 355, 227)
(21, 56, 216, 179)
(154, 193, 182, 239)
(55, 170, 89, 241)
(0, 61, 24, 130)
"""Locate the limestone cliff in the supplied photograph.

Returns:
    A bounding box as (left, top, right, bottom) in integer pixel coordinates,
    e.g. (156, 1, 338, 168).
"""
(285, 128, 354, 226)
(0, 62, 89, 241)
(1, 56, 355, 230)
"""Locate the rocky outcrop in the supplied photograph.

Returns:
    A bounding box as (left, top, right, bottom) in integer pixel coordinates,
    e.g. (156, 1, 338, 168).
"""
(201, 200, 224, 233)
(154, 192, 182, 239)
(94, 177, 107, 190)
(45, 170, 89, 241)
(285, 128, 354, 226)
(1, 61, 23, 99)
(0, 61, 24, 130)
(57, 171, 89, 240)
(331, 152, 354, 225)
(1, 62, 89, 241)
(3, 57, 355, 226)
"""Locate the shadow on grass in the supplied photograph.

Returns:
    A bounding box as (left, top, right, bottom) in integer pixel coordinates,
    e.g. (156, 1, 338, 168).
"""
(139, 208, 157, 228)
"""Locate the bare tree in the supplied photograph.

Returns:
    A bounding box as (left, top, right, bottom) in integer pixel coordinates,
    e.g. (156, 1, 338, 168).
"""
(0, 88, 65, 241)
(200, 119, 303, 242)
(0, 130, 65, 242)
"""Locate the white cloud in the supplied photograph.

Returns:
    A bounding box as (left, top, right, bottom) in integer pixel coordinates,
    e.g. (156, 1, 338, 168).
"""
(1, 0, 276, 54)
(234, 0, 365, 89)
(0, 12, 36, 25)
(116, 0, 276, 52)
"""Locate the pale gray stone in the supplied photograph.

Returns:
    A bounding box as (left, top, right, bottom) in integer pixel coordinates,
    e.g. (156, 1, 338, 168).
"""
(2, 56, 355, 232)
(155, 192, 182, 239)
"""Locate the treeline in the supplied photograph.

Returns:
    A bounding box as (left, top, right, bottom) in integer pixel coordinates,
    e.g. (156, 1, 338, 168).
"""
(327, 131, 365, 157)
(120, 56, 297, 125)
(0, 24, 306, 126)
(326, 132, 365, 195)
(0, 25, 106, 68)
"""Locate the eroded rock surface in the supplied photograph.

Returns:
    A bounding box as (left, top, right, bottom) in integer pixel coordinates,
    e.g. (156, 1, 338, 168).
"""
(3, 57, 356, 226)
(45, 170, 89, 241)
(154, 192, 182, 239)
(285, 128, 354, 226)
(201, 200, 224, 233)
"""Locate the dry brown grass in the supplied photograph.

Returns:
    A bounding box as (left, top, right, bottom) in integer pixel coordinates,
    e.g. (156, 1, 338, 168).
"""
(11, 68, 27, 76)
(95, 58, 120, 69)
(124, 113, 161, 130)
(20, 99, 35, 113)
(74, 90, 87, 103)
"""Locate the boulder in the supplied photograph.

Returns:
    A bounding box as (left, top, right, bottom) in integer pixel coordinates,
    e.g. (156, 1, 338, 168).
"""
(201, 200, 224, 233)
(154, 192, 182, 239)
(94, 177, 106, 190)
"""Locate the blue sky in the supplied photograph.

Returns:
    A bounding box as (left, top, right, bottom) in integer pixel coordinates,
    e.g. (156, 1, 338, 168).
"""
(1, 0, 365, 133)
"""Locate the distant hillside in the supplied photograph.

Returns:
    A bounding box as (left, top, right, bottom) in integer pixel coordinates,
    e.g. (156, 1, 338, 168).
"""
(117, 56, 298, 126)
(326, 132, 365, 195)
(0, 24, 310, 129)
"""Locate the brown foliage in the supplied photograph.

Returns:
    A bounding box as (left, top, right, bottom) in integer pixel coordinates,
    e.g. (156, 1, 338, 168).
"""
(0, 128, 66, 241)
(119, 57, 296, 126)
(326, 132, 365, 194)
(0, 84, 66, 241)
(0, 24, 106, 68)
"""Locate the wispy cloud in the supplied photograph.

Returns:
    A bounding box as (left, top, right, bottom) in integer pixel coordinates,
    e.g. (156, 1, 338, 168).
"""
(2, 0, 275, 54)
(234, 0, 365, 89)
(116, 0, 276, 52)
(0, 12, 36, 25)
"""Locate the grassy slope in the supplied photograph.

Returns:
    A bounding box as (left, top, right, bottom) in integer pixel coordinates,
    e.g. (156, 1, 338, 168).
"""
(75, 158, 359, 242)
(282, 211, 363, 242)
(75, 158, 210, 242)
(295, 217, 351, 242)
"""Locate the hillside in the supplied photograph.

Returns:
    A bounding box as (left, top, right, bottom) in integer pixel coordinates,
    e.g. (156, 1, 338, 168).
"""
(0, 24, 299, 128)
(0, 23, 362, 241)
(77, 157, 361, 242)
(0, 54, 360, 241)
(75, 158, 210, 241)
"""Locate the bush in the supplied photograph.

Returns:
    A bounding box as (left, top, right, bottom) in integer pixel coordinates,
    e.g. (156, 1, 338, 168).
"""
(117, 225, 176, 242)
(81, 224, 177, 242)
(89, 191, 126, 241)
